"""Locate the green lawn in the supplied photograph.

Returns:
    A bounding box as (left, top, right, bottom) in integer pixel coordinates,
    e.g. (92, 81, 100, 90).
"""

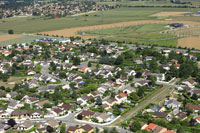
(0, 7, 193, 34)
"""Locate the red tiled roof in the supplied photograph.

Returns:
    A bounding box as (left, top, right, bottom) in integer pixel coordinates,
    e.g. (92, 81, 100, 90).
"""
(145, 123, 157, 131)
(185, 104, 200, 110)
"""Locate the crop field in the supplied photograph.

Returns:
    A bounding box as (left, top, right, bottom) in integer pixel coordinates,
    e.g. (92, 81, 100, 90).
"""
(0, 34, 23, 41)
(0, 7, 195, 34)
(84, 23, 175, 39)
(178, 37, 200, 49)
(170, 26, 200, 36)
(98, 0, 200, 7)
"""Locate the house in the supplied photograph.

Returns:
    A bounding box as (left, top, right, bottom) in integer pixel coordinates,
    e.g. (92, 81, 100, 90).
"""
(176, 112, 187, 121)
(152, 73, 165, 81)
(182, 80, 197, 88)
(94, 112, 111, 123)
(27, 70, 36, 75)
(162, 64, 170, 71)
(124, 69, 136, 76)
(8, 100, 19, 109)
(145, 56, 153, 61)
(45, 119, 59, 128)
(0, 123, 5, 133)
(164, 99, 182, 109)
(79, 110, 95, 119)
(162, 48, 171, 53)
(17, 120, 34, 131)
(102, 98, 117, 108)
(67, 126, 78, 133)
(146, 105, 165, 113)
(77, 96, 92, 106)
(135, 80, 149, 87)
(51, 108, 64, 116)
(185, 104, 200, 113)
(80, 124, 94, 133)
(97, 85, 110, 93)
(93, 69, 101, 75)
(116, 77, 128, 84)
(87, 91, 101, 98)
(133, 58, 143, 64)
(101, 71, 113, 78)
(6, 92, 18, 99)
(67, 124, 94, 133)
(123, 84, 136, 94)
(80, 67, 91, 73)
(58, 103, 71, 111)
(36, 100, 50, 108)
(11, 110, 42, 119)
(24, 97, 39, 104)
(142, 123, 174, 133)
(115, 93, 127, 104)
(153, 112, 172, 121)
(194, 116, 200, 124)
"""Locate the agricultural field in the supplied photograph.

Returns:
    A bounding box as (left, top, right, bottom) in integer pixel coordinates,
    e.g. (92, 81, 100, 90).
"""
(84, 23, 175, 39)
(0, 34, 23, 41)
(98, 0, 200, 7)
(0, 7, 196, 34)
(0, 35, 42, 45)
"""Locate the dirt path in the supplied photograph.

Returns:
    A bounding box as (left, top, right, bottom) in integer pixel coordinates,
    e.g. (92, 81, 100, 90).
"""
(0, 34, 23, 41)
(41, 20, 200, 39)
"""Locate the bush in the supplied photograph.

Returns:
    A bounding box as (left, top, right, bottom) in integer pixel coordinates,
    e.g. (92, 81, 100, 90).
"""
(8, 29, 14, 34)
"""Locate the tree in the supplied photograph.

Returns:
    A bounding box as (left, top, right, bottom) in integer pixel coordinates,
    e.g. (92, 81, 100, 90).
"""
(71, 91, 77, 99)
(191, 93, 198, 100)
(137, 88, 144, 97)
(129, 92, 139, 101)
(8, 29, 14, 34)
(115, 55, 124, 65)
(113, 104, 121, 116)
(130, 121, 141, 132)
(7, 119, 16, 127)
(73, 57, 80, 65)
(96, 96, 102, 105)
(176, 126, 185, 133)
(60, 124, 66, 133)
(46, 125, 54, 132)
(103, 128, 108, 133)
(88, 61, 92, 67)
(77, 114, 82, 120)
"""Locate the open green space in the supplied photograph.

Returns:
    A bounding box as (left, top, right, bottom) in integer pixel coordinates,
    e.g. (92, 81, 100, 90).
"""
(85, 24, 175, 39)
(84, 23, 178, 47)
(0, 7, 195, 34)
(98, 0, 200, 7)
(0, 36, 42, 45)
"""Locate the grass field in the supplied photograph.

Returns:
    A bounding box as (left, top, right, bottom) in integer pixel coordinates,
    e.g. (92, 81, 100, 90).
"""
(104, 37, 178, 47)
(84, 24, 177, 46)
(98, 0, 200, 7)
(0, 36, 42, 45)
(0, 76, 32, 88)
(84, 24, 176, 39)
(0, 7, 196, 34)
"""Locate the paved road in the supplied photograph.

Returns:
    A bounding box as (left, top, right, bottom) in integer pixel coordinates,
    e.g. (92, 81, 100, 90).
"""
(57, 112, 131, 133)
